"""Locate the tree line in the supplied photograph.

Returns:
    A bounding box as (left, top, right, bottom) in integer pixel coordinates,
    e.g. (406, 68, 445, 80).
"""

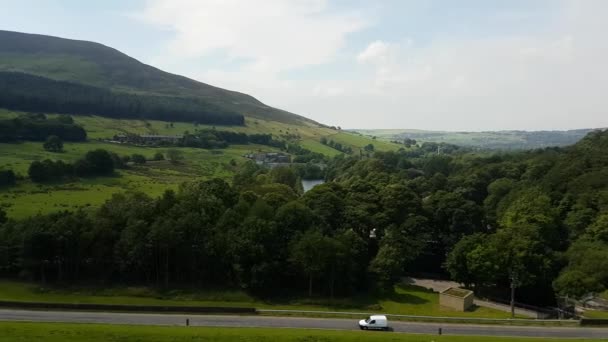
(0, 72, 245, 126)
(1, 129, 606, 305)
(320, 137, 353, 154)
(0, 113, 86, 142)
(0, 166, 383, 296)
(28, 149, 116, 182)
(324, 129, 608, 305)
(181, 129, 284, 149)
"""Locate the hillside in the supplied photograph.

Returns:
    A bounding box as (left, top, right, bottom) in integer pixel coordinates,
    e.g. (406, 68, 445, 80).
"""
(0, 30, 400, 218)
(353, 128, 598, 150)
(0, 30, 312, 125)
(0, 108, 397, 218)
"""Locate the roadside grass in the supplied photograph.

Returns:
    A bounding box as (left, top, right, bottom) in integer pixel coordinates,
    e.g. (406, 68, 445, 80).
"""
(0, 322, 596, 342)
(582, 310, 608, 319)
(600, 290, 608, 300)
(0, 281, 513, 319)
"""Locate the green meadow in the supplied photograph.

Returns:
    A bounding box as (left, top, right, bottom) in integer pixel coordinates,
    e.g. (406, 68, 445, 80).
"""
(0, 110, 399, 218)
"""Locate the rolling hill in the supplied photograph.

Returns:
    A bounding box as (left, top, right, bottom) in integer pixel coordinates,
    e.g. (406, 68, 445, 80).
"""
(353, 128, 599, 150)
(0, 30, 313, 125)
(0, 31, 399, 218)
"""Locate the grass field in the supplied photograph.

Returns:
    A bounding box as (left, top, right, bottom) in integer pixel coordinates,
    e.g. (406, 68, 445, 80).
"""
(0, 140, 265, 218)
(0, 281, 512, 318)
(582, 310, 608, 319)
(0, 110, 400, 218)
(0, 322, 598, 342)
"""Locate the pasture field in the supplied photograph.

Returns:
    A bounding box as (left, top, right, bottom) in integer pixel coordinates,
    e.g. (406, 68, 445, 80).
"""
(0, 140, 269, 218)
(0, 110, 399, 218)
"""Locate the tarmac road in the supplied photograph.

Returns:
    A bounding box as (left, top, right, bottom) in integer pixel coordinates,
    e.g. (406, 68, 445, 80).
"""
(0, 309, 607, 339)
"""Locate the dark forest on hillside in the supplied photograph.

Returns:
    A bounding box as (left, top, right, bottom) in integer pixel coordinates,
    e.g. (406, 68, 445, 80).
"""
(0, 72, 245, 125)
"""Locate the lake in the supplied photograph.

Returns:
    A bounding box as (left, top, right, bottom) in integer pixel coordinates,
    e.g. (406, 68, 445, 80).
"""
(301, 179, 325, 192)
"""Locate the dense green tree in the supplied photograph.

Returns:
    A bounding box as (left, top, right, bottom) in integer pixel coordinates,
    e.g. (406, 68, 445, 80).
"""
(43, 135, 63, 152)
(0, 207, 6, 224)
(290, 229, 333, 296)
(131, 154, 146, 164)
(369, 217, 428, 288)
(553, 239, 608, 298)
(166, 149, 183, 164)
(83, 149, 115, 175)
(0, 169, 16, 187)
(153, 152, 164, 161)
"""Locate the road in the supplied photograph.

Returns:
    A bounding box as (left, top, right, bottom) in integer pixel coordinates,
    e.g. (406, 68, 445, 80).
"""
(0, 309, 607, 339)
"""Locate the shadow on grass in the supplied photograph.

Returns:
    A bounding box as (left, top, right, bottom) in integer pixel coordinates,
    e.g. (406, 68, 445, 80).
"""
(383, 290, 429, 305)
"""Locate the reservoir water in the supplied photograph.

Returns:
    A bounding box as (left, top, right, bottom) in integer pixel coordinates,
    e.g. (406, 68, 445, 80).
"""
(301, 179, 324, 192)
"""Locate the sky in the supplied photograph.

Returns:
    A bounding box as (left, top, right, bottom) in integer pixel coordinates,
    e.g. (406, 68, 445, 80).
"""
(1, 0, 607, 131)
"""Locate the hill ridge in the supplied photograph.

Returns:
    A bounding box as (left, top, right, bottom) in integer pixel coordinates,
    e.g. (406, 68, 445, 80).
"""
(0, 30, 316, 125)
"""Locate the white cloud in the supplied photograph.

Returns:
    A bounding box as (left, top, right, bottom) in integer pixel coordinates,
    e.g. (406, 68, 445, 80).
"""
(357, 40, 392, 65)
(135, 0, 608, 131)
(138, 0, 367, 74)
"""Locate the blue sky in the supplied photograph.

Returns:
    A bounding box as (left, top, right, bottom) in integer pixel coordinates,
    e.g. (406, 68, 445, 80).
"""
(1, 0, 607, 131)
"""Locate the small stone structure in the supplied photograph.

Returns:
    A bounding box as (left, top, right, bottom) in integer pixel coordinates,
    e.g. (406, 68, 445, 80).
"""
(440, 287, 474, 311)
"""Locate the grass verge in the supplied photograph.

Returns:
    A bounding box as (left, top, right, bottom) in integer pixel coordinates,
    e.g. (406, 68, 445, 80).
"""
(0, 322, 595, 342)
(0, 281, 533, 319)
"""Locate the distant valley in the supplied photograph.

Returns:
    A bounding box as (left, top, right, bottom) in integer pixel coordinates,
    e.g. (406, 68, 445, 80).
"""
(353, 128, 599, 150)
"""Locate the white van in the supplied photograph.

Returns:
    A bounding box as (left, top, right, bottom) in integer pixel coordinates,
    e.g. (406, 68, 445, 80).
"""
(358, 315, 389, 330)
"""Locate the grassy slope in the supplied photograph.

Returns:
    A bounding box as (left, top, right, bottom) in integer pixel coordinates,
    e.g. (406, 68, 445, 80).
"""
(0, 323, 592, 342)
(0, 110, 398, 218)
(0, 30, 315, 125)
(0, 281, 511, 318)
(0, 141, 257, 218)
(353, 129, 593, 150)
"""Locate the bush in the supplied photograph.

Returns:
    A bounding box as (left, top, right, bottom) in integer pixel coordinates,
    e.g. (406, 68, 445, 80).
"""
(153, 152, 165, 161)
(43, 135, 63, 152)
(131, 154, 147, 165)
(0, 169, 16, 187)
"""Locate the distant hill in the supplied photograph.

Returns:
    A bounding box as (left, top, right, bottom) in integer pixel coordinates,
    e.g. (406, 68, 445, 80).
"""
(0, 30, 314, 125)
(352, 128, 601, 150)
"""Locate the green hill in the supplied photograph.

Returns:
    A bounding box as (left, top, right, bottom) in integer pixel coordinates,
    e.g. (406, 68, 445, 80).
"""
(353, 128, 598, 150)
(0, 30, 400, 218)
(0, 108, 398, 218)
(0, 30, 312, 125)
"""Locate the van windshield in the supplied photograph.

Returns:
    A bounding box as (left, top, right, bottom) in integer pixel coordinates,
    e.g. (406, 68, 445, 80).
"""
(365, 317, 371, 323)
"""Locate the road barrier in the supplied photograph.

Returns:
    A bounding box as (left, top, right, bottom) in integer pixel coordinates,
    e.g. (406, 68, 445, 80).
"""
(0, 300, 255, 314)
